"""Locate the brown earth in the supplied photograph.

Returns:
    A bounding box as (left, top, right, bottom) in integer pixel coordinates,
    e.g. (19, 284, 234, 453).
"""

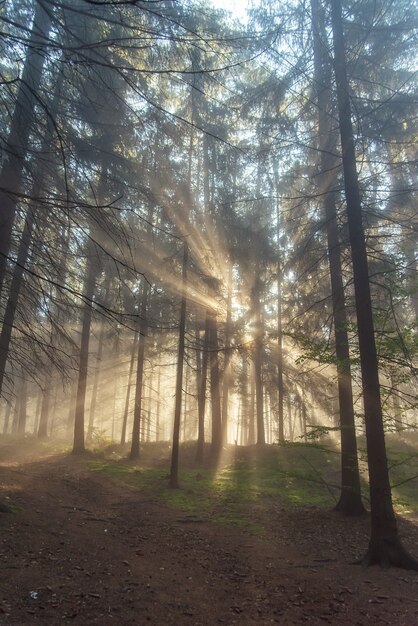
(1, 443, 418, 625)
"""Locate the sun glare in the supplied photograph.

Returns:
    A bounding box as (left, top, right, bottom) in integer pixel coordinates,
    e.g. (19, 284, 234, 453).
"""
(206, 0, 249, 22)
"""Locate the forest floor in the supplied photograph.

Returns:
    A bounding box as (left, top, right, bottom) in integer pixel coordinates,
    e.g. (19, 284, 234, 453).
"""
(1, 438, 418, 625)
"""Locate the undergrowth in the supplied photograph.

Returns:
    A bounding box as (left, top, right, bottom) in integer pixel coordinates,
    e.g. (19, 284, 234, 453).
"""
(87, 442, 344, 534)
(86, 437, 418, 531)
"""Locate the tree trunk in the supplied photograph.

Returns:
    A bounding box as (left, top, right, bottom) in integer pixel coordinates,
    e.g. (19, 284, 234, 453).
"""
(170, 241, 188, 488)
(155, 366, 161, 442)
(311, 0, 364, 516)
(33, 392, 42, 436)
(247, 368, 256, 445)
(120, 333, 137, 446)
(130, 284, 149, 460)
(206, 279, 222, 459)
(301, 397, 308, 444)
(240, 355, 249, 445)
(37, 382, 51, 439)
(196, 321, 209, 463)
(87, 276, 111, 441)
(66, 383, 76, 439)
(86, 320, 106, 442)
(2, 402, 12, 434)
(273, 170, 285, 444)
(0, 1, 52, 293)
(221, 266, 233, 443)
(49, 385, 60, 438)
(252, 273, 265, 445)
(0, 208, 36, 396)
(72, 239, 99, 455)
(12, 394, 20, 434)
(111, 330, 120, 442)
(287, 392, 294, 443)
(330, 0, 417, 568)
(17, 377, 27, 435)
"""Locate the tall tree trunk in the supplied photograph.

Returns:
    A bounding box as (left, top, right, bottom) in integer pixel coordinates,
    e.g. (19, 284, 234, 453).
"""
(72, 239, 99, 455)
(330, 0, 417, 568)
(66, 383, 76, 439)
(111, 329, 120, 442)
(87, 320, 106, 442)
(252, 272, 265, 445)
(87, 275, 111, 441)
(12, 394, 20, 434)
(247, 367, 256, 445)
(240, 355, 249, 445)
(49, 385, 60, 438)
(196, 321, 209, 463)
(169, 241, 188, 487)
(169, 109, 195, 484)
(182, 365, 189, 442)
(287, 392, 294, 442)
(0, 209, 36, 397)
(155, 366, 161, 442)
(273, 167, 285, 444)
(221, 266, 233, 444)
(0, 1, 52, 293)
(37, 382, 51, 439)
(311, 0, 364, 516)
(301, 393, 308, 443)
(0, 61, 64, 398)
(17, 377, 27, 435)
(120, 333, 137, 446)
(33, 392, 42, 436)
(2, 402, 12, 434)
(130, 284, 149, 460)
(206, 279, 222, 458)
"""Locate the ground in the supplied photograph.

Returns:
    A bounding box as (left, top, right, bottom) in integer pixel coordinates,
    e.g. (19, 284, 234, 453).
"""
(1, 441, 418, 625)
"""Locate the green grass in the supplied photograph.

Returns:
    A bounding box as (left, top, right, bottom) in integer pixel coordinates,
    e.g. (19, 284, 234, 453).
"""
(87, 442, 344, 533)
(86, 436, 418, 531)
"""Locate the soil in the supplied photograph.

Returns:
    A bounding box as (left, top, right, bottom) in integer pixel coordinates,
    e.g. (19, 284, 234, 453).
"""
(1, 443, 418, 625)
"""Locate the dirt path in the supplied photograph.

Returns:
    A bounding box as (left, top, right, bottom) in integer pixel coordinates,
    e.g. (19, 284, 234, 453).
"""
(1, 450, 418, 625)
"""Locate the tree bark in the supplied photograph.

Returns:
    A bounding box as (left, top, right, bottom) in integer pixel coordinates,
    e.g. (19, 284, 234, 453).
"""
(37, 381, 51, 439)
(86, 320, 106, 442)
(72, 239, 99, 455)
(2, 402, 12, 434)
(0, 60, 64, 398)
(155, 366, 162, 442)
(120, 333, 137, 446)
(312, 0, 364, 516)
(247, 367, 256, 445)
(170, 241, 188, 487)
(276, 190, 285, 444)
(17, 377, 27, 435)
(130, 283, 149, 460)
(221, 266, 233, 444)
(252, 272, 265, 445)
(196, 321, 209, 463)
(0, 0, 52, 293)
(0, 209, 36, 397)
(208, 307, 222, 457)
(330, 0, 417, 567)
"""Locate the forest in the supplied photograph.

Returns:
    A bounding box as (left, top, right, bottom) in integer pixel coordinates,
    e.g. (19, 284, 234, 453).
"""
(0, 0, 418, 623)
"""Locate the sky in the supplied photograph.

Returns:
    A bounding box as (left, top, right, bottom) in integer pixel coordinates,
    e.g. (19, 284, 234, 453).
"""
(208, 0, 249, 23)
